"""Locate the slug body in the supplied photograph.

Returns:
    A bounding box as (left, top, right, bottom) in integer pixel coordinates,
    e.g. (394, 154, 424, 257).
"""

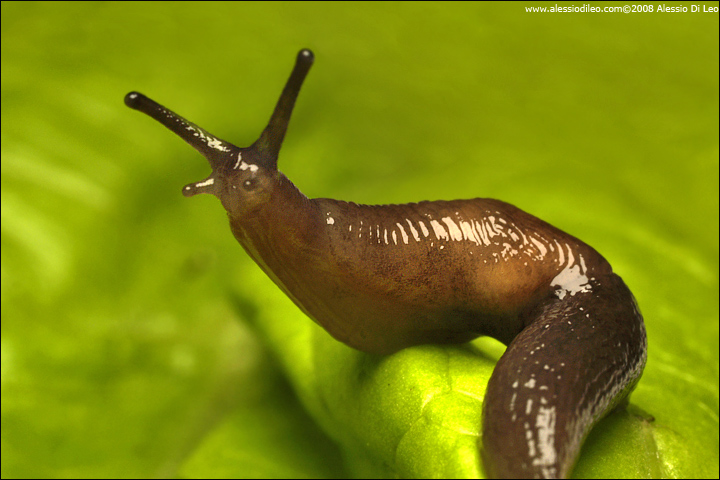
(125, 49, 647, 478)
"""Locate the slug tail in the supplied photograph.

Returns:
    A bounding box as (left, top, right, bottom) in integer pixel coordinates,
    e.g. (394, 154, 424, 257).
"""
(481, 273, 647, 478)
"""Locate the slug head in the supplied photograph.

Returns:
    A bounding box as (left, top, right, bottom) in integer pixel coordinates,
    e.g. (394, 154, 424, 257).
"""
(124, 49, 314, 217)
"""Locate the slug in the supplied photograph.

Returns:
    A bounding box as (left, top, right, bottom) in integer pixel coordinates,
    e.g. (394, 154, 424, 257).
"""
(124, 49, 647, 479)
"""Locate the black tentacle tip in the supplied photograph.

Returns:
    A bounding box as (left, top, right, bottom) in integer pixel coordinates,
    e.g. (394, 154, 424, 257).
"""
(297, 49, 314, 65)
(182, 183, 199, 198)
(124, 91, 145, 109)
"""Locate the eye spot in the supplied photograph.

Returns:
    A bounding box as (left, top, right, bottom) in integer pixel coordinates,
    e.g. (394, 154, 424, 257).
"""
(243, 178, 256, 190)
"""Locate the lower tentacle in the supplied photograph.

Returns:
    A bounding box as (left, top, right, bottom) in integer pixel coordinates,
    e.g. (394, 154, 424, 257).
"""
(481, 273, 647, 479)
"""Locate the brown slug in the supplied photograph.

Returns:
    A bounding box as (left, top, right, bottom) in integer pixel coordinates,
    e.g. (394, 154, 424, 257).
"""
(124, 49, 647, 479)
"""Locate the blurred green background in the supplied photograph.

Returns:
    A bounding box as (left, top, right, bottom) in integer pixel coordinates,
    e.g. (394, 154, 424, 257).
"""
(2, 2, 718, 478)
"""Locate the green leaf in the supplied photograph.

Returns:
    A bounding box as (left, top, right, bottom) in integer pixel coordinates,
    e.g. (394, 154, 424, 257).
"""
(2, 2, 717, 479)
